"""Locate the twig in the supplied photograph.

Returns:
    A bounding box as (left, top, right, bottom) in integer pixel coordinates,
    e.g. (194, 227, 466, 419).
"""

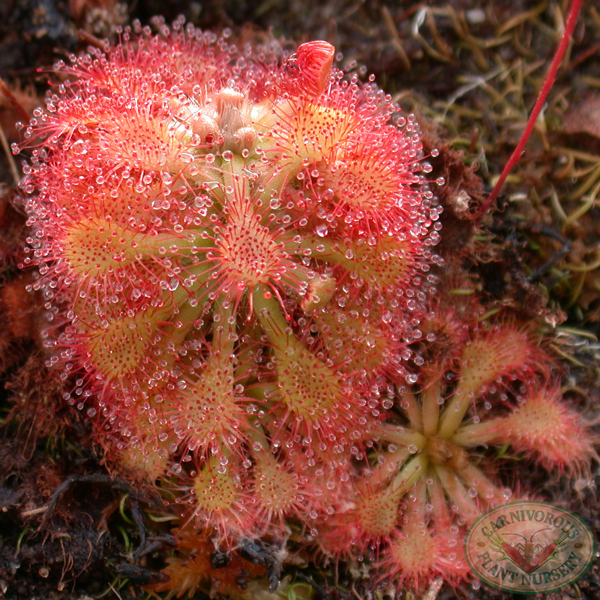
(382, 6, 411, 70)
(0, 78, 30, 124)
(526, 224, 572, 282)
(0, 121, 20, 185)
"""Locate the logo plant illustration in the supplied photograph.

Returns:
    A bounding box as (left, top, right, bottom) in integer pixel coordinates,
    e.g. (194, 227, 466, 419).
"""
(14, 11, 597, 598)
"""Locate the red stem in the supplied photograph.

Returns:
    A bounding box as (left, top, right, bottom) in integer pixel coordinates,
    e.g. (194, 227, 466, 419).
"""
(476, 0, 583, 218)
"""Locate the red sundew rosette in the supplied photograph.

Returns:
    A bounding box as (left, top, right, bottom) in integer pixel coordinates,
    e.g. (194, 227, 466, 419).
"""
(18, 26, 436, 540)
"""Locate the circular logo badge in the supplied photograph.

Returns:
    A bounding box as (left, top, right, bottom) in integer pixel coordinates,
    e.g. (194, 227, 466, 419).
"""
(464, 501, 596, 595)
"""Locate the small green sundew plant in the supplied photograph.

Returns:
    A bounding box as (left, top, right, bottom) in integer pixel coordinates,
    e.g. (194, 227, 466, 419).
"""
(13, 13, 597, 596)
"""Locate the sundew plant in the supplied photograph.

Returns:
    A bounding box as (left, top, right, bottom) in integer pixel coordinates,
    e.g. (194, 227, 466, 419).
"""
(15, 16, 598, 596)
